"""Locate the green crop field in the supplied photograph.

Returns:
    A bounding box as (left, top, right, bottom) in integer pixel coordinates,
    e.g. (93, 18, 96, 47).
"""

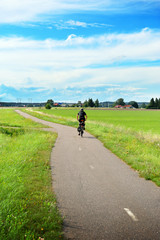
(31, 108, 160, 134)
(0, 109, 63, 240)
(24, 107, 160, 187)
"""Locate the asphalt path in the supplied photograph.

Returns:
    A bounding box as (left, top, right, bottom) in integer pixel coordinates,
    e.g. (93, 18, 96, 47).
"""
(16, 110, 160, 240)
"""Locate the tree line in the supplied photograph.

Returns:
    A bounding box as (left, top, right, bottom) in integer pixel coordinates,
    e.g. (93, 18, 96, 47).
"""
(45, 97, 160, 109)
(45, 98, 100, 108)
(146, 98, 160, 109)
(83, 98, 100, 107)
(45, 98, 139, 109)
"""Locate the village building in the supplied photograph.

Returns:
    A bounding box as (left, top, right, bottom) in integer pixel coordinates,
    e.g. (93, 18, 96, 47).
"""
(115, 105, 133, 109)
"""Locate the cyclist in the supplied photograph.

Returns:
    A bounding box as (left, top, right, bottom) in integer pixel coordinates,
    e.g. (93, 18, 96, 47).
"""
(77, 108, 87, 135)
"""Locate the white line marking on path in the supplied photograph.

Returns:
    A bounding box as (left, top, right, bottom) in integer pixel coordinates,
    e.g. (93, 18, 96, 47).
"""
(124, 208, 139, 222)
(90, 165, 95, 170)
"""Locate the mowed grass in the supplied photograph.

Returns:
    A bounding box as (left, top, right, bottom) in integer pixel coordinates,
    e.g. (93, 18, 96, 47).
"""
(24, 108, 160, 186)
(0, 109, 63, 239)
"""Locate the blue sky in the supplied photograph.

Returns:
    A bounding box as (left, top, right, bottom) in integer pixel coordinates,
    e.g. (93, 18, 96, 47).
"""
(0, 0, 160, 103)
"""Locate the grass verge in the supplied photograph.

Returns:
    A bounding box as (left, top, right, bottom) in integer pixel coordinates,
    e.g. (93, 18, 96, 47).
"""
(0, 109, 63, 239)
(87, 122, 160, 186)
(23, 108, 160, 187)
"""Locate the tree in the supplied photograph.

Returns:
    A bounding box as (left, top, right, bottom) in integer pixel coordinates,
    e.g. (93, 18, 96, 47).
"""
(147, 98, 155, 109)
(45, 103, 52, 109)
(141, 103, 146, 109)
(83, 100, 88, 107)
(155, 98, 159, 108)
(27, 103, 33, 107)
(113, 98, 125, 107)
(77, 101, 82, 107)
(95, 99, 99, 108)
(158, 98, 160, 109)
(150, 98, 155, 108)
(46, 99, 54, 107)
(88, 98, 95, 107)
(128, 101, 139, 108)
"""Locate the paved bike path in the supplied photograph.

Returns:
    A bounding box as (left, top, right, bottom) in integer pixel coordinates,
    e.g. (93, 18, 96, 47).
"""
(16, 110, 160, 240)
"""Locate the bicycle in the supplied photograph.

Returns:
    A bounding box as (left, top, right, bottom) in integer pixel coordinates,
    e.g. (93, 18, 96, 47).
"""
(78, 119, 85, 137)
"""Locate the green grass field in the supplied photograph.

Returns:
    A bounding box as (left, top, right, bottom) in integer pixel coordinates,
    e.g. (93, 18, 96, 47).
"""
(24, 108, 160, 186)
(32, 108, 160, 134)
(0, 109, 63, 240)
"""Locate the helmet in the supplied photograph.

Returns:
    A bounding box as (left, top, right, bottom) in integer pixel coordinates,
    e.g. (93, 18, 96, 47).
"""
(81, 108, 83, 111)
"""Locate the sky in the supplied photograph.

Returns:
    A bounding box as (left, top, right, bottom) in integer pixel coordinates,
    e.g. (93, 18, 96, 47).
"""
(0, 0, 160, 103)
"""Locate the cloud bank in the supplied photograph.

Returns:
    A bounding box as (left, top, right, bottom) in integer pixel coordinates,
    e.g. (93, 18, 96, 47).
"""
(0, 28, 160, 98)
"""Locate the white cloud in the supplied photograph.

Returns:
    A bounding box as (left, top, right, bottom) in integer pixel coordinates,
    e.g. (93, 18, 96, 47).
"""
(54, 20, 112, 30)
(1, 28, 160, 55)
(66, 20, 87, 28)
(0, 93, 6, 98)
(107, 87, 146, 93)
(0, 29, 160, 91)
(0, 0, 159, 23)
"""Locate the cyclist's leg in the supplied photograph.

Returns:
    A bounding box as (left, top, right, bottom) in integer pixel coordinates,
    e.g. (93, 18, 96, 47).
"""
(78, 121, 81, 135)
(83, 120, 85, 130)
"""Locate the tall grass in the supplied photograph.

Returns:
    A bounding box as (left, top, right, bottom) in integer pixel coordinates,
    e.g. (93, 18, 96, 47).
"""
(0, 109, 63, 239)
(24, 108, 160, 186)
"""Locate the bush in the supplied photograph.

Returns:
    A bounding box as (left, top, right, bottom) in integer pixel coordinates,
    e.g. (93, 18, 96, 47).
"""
(45, 103, 52, 109)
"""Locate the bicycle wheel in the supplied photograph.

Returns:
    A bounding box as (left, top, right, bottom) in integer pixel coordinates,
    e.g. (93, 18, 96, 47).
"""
(81, 129, 83, 137)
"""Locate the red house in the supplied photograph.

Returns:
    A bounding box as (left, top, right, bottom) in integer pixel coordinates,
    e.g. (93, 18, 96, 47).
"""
(115, 105, 133, 109)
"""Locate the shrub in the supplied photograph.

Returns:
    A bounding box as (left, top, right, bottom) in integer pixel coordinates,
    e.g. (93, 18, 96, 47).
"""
(45, 103, 52, 109)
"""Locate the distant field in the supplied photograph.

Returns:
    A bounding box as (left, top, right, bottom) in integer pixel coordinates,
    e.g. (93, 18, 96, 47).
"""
(32, 108, 160, 135)
(24, 108, 160, 186)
